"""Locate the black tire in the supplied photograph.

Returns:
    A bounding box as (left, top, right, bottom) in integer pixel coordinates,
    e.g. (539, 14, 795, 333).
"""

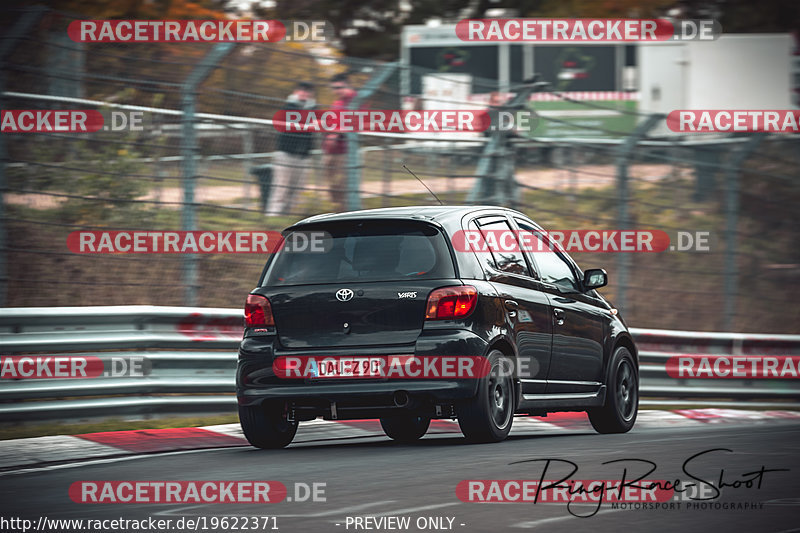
(239, 402, 298, 449)
(457, 350, 515, 443)
(588, 346, 638, 434)
(380, 415, 431, 443)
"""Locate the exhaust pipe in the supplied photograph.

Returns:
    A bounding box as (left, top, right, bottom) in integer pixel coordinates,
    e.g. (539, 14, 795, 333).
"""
(393, 390, 411, 408)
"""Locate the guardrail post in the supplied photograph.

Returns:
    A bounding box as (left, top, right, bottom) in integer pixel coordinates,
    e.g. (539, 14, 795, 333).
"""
(614, 114, 662, 312)
(345, 62, 398, 212)
(0, 6, 46, 307)
(723, 133, 765, 331)
(180, 43, 235, 305)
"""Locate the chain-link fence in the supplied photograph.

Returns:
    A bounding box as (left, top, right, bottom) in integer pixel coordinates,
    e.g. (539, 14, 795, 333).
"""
(2, 7, 799, 333)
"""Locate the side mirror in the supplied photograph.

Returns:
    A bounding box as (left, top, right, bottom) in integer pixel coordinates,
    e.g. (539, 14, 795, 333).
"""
(583, 268, 608, 290)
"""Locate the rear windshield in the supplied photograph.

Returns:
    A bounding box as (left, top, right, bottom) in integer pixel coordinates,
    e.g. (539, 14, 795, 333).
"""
(262, 220, 455, 286)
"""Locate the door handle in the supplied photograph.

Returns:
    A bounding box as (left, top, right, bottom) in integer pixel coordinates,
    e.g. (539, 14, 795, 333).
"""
(504, 300, 519, 311)
(553, 308, 565, 326)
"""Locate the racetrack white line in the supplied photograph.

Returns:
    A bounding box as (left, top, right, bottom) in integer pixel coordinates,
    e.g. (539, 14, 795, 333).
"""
(0, 433, 397, 476)
(627, 424, 800, 445)
(2, 416, 797, 475)
(155, 500, 398, 518)
(329, 502, 459, 522)
(511, 508, 622, 528)
(153, 504, 206, 517)
(0, 445, 242, 477)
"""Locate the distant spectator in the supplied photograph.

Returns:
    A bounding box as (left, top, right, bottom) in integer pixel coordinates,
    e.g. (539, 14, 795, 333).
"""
(266, 82, 316, 216)
(321, 73, 356, 211)
(485, 91, 505, 137)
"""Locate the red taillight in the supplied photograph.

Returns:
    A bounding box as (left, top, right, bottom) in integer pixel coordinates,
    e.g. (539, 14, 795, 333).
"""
(245, 294, 275, 327)
(425, 286, 477, 320)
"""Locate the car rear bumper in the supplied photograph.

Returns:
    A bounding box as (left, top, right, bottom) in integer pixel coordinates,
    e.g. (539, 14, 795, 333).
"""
(236, 328, 487, 415)
(237, 379, 477, 405)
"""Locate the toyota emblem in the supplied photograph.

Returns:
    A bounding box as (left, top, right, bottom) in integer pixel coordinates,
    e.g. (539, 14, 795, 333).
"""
(336, 288, 354, 302)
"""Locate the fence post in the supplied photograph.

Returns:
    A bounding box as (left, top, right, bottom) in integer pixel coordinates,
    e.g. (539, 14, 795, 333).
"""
(692, 144, 722, 201)
(382, 141, 391, 207)
(180, 43, 235, 306)
(614, 114, 662, 312)
(0, 6, 46, 307)
(467, 135, 499, 204)
(723, 134, 765, 331)
(469, 80, 545, 205)
(499, 142, 516, 206)
(345, 62, 398, 212)
(242, 128, 254, 209)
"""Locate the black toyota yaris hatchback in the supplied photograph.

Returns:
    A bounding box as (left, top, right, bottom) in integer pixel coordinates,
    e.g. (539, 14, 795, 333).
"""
(237, 206, 638, 448)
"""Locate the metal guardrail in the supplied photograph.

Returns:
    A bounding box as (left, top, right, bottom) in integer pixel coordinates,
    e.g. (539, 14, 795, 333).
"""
(1, 306, 799, 422)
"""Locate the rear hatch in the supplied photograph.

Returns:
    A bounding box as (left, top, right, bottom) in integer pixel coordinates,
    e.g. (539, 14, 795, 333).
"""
(257, 219, 457, 349)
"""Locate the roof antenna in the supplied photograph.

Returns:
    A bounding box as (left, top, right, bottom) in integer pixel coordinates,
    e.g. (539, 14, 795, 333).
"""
(403, 165, 444, 205)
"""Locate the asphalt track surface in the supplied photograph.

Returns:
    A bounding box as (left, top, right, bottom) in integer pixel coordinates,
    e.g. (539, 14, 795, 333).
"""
(1, 420, 799, 533)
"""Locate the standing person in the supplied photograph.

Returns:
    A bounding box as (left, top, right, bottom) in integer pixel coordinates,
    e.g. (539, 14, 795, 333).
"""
(321, 73, 356, 211)
(266, 82, 316, 216)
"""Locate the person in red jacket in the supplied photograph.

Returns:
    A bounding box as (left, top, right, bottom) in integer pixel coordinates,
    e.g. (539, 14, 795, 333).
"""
(321, 73, 356, 211)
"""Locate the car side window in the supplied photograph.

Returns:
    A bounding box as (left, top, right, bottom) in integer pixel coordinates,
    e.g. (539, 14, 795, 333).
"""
(515, 218, 579, 291)
(468, 220, 497, 273)
(475, 218, 530, 276)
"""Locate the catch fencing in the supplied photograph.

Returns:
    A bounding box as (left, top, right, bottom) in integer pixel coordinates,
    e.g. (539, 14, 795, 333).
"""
(1, 6, 799, 335)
